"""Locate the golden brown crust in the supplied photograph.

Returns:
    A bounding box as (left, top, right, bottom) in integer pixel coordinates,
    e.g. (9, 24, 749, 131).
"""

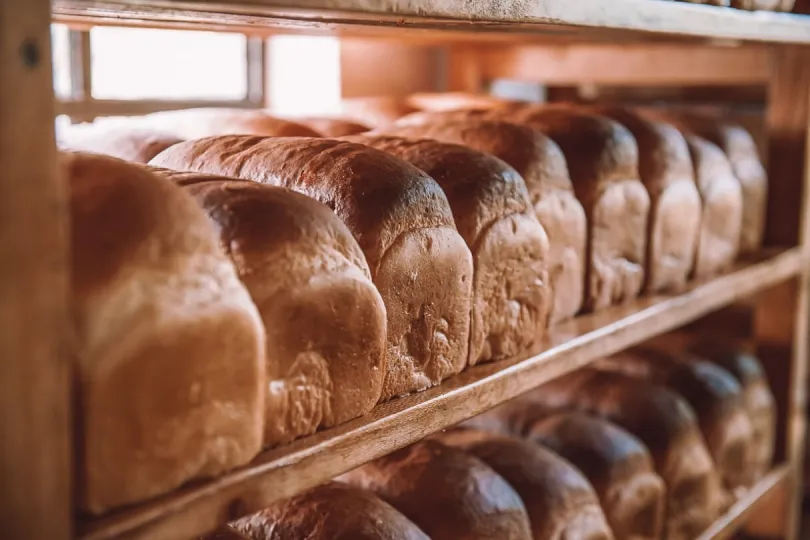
(341, 96, 419, 128)
(683, 135, 743, 278)
(140, 108, 322, 139)
(436, 429, 615, 540)
(65, 152, 265, 513)
(405, 92, 521, 112)
(394, 108, 495, 128)
(499, 105, 650, 311)
(346, 134, 551, 364)
(179, 179, 387, 446)
(341, 440, 532, 540)
(58, 125, 183, 164)
(231, 482, 429, 540)
(518, 369, 726, 540)
(598, 348, 756, 492)
(289, 117, 370, 137)
(585, 107, 701, 293)
(151, 135, 473, 400)
(379, 119, 587, 323)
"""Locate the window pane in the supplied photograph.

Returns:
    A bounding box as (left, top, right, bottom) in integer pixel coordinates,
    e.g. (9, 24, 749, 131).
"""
(268, 35, 340, 117)
(90, 27, 247, 100)
(51, 24, 71, 99)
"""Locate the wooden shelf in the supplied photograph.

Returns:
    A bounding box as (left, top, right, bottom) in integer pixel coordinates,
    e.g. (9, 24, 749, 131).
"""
(698, 464, 791, 540)
(77, 248, 802, 540)
(53, 0, 810, 44)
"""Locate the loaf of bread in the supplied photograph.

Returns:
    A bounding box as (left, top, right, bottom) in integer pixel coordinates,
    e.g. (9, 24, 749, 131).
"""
(406, 92, 520, 112)
(177, 178, 387, 446)
(379, 120, 587, 323)
(347, 135, 551, 364)
(341, 96, 419, 128)
(58, 124, 182, 163)
(65, 152, 265, 513)
(527, 413, 665, 540)
(514, 369, 726, 540)
(684, 135, 744, 278)
(689, 342, 776, 481)
(598, 349, 756, 492)
(394, 108, 494, 128)
(288, 117, 370, 137)
(341, 440, 532, 540)
(584, 107, 701, 293)
(501, 106, 650, 311)
(436, 428, 615, 540)
(151, 136, 473, 400)
(139, 108, 322, 139)
(660, 114, 765, 254)
(229, 482, 429, 540)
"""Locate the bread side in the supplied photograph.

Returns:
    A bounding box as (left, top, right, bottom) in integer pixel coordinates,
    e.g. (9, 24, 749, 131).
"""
(685, 135, 744, 278)
(65, 152, 265, 513)
(152, 135, 473, 400)
(231, 482, 429, 540)
(436, 429, 615, 540)
(587, 107, 701, 293)
(340, 440, 532, 540)
(348, 134, 551, 364)
(502, 106, 650, 311)
(181, 179, 387, 446)
(380, 120, 587, 322)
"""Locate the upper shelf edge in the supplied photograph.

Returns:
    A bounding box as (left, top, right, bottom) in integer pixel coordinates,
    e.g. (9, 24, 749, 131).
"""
(53, 0, 810, 44)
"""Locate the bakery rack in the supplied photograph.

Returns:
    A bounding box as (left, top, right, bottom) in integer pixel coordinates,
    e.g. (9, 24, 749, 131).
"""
(4, 1, 810, 539)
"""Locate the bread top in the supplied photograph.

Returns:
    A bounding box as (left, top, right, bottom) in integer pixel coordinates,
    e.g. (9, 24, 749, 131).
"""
(182, 180, 371, 283)
(379, 120, 574, 199)
(140, 108, 321, 139)
(689, 342, 766, 387)
(58, 125, 183, 164)
(528, 411, 654, 489)
(502, 106, 639, 201)
(345, 134, 532, 246)
(231, 482, 429, 540)
(436, 428, 601, 511)
(289, 117, 370, 137)
(150, 135, 456, 272)
(341, 96, 419, 128)
(64, 151, 228, 313)
(406, 92, 520, 112)
(683, 135, 736, 194)
(585, 106, 694, 199)
(661, 112, 762, 166)
(394, 108, 495, 127)
(342, 440, 531, 540)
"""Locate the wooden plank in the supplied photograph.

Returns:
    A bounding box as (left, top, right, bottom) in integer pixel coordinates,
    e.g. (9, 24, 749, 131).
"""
(77, 249, 802, 540)
(477, 44, 771, 86)
(0, 1, 72, 539)
(698, 465, 790, 540)
(52, 0, 810, 44)
(746, 46, 810, 540)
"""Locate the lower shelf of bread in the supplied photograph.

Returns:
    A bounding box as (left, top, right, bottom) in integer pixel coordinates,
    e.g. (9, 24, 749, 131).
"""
(79, 247, 802, 540)
(698, 464, 791, 540)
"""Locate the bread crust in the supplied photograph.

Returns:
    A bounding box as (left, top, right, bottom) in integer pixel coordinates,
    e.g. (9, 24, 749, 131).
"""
(340, 440, 533, 540)
(151, 136, 473, 400)
(65, 152, 265, 513)
(230, 482, 429, 540)
(436, 429, 616, 540)
(380, 120, 586, 323)
(586, 107, 702, 293)
(58, 125, 182, 163)
(501, 106, 650, 311)
(178, 178, 387, 446)
(140, 108, 321, 139)
(348, 134, 551, 364)
(289, 117, 370, 137)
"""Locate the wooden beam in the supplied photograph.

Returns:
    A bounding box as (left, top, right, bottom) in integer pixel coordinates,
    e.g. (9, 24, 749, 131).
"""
(0, 1, 72, 539)
(477, 44, 771, 86)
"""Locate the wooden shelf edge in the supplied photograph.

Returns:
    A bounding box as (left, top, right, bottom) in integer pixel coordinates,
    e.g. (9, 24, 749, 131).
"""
(77, 248, 803, 540)
(698, 464, 791, 540)
(53, 0, 810, 45)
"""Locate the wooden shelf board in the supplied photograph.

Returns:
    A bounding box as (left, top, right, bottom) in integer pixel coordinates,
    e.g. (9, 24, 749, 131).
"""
(698, 464, 791, 540)
(53, 0, 810, 44)
(77, 248, 803, 540)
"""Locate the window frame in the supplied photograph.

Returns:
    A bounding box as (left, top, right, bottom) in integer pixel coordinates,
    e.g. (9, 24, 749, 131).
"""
(55, 25, 267, 123)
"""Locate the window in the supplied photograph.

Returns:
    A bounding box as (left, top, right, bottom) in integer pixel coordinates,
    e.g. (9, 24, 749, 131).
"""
(51, 24, 72, 99)
(90, 27, 248, 100)
(268, 35, 341, 117)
